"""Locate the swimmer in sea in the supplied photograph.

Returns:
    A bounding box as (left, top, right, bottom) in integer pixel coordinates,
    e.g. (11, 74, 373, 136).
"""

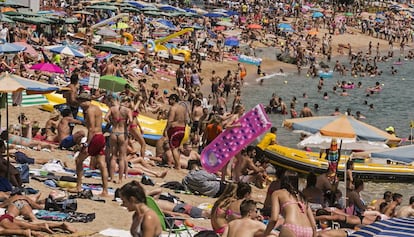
(340, 89, 348, 96)
(323, 92, 328, 100)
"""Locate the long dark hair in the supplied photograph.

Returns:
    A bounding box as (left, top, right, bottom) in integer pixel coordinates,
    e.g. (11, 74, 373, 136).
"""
(120, 180, 147, 204)
(281, 175, 306, 203)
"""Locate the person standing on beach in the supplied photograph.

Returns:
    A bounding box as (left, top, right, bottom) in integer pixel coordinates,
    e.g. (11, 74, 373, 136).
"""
(63, 71, 80, 119)
(164, 94, 186, 169)
(300, 103, 313, 117)
(73, 91, 109, 196)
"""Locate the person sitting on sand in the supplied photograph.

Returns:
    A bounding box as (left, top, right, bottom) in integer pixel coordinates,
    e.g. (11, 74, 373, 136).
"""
(179, 142, 200, 169)
(263, 175, 317, 237)
(119, 180, 163, 237)
(211, 183, 237, 235)
(57, 105, 85, 150)
(232, 148, 267, 189)
(383, 193, 403, 218)
(226, 182, 252, 221)
(396, 196, 414, 218)
(44, 110, 60, 143)
(223, 200, 278, 237)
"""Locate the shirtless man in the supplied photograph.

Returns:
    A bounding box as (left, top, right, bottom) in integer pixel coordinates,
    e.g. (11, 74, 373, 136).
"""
(73, 91, 109, 196)
(223, 200, 278, 237)
(383, 193, 403, 217)
(216, 93, 228, 112)
(164, 94, 186, 169)
(300, 102, 313, 117)
(190, 99, 203, 146)
(57, 107, 85, 150)
(44, 110, 60, 142)
(396, 196, 414, 218)
(232, 148, 266, 188)
(102, 59, 116, 75)
(179, 143, 200, 169)
(64, 72, 80, 119)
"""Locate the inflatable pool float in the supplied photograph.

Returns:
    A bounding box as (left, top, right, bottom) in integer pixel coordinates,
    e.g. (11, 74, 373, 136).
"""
(122, 32, 133, 45)
(42, 93, 189, 145)
(200, 104, 272, 173)
(318, 70, 333, 78)
(341, 84, 355, 89)
(265, 144, 414, 183)
(238, 55, 262, 66)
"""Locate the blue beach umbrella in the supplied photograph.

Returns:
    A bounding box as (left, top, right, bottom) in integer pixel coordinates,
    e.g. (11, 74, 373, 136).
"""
(224, 37, 239, 46)
(369, 145, 414, 164)
(45, 45, 86, 58)
(312, 11, 324, 18)
(157, 19, 176, 29)
(351, 217, 414, 237)
(283, 115, 401, 143)
(204, 12, 228, 18)
(278, 23, 292, 29)
(0, 43, 26, 54)
(158, 5, 184, 12)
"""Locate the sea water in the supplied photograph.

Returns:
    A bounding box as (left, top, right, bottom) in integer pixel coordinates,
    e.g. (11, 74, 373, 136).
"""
(242, 55, 414, 202)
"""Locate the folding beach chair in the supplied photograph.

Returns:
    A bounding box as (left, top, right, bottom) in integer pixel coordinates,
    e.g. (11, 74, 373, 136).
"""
(146, 196, 193, 237)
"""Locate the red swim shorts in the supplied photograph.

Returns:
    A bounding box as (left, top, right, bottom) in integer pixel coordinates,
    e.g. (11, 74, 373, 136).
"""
(167, 126, 185, 149)
(88, 133, 106, 156)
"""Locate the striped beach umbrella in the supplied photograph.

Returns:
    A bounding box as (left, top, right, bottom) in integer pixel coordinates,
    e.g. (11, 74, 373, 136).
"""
(351, 217, 414, 237)
(7, 91, 48, 107)
(45, 45, 86, 58)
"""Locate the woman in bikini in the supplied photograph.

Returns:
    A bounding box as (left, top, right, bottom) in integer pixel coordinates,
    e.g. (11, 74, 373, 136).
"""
(104, 95, 133, 184)
(127, 94, 147, 159)
(226, 182, 252, 221)
(263, 175, 317, 237)
(211, 183, 238, 235)
(120, 180, 162, 237)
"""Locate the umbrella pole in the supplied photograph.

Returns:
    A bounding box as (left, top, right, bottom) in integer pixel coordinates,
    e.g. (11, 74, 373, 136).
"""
(5, 95, 9, 181)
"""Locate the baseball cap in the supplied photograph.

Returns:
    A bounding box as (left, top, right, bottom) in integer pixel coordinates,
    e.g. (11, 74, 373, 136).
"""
(385, 126, 395, 133)
(167, 93, 180, 101)
(77, 91, 91, 101)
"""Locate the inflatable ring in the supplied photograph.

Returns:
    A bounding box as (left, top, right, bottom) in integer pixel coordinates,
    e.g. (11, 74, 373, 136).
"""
(147, 40, 155, 52)
(122, 32, 133, 45)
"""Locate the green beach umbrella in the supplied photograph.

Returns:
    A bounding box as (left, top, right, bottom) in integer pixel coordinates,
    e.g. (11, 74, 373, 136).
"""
(94, 43, 129, 55)
(345, 12, 353, 16)
(0, 15, 13, 23)
(121, 7, 141, 13)
(86, 5, 118, 11)
(99, 75, 136, 92)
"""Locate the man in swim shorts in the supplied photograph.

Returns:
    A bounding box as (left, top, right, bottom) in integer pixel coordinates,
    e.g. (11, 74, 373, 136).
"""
(74, 91, 109, 196)
(57, 106, 85, 150)
(164, 94, 186, 169)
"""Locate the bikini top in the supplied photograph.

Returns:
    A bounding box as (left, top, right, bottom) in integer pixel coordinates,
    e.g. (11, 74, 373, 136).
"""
(281, 200, 306, 213)
(226, 209, 242, 219)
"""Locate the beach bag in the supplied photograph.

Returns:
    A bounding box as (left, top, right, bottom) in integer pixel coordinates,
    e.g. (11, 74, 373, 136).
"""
(16, 164, 30, 183)
(45, 197, 77, 213)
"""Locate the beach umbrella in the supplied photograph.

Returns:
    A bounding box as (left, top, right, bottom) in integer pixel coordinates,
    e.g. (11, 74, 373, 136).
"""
(204, 12, 228, 18)
(96, 27, 119, 37)
(158, 5, 184, 12)
(86, 5, 118, 11)
(13, 42, 38, 57)
(216, 21, 234, 27)
(121, 7, 141, 13)
(1, 7, 16, 13)
(99, 75, 135, 92)
(366, 145, 414, 164)
(73, 10, 94, 15)
(224, 37, 239, 47)
(0, 14, 14, 23)
(247, 24, 263, 29)
(350, 217, 414, 237)
(156, 19, 176, 30)
(45, 45, 86, 58)
(7, 91, 48, 107)
(0, 72, 59, 179)
(312, 11, 324, 18)
(111, 22, 129, 30)
(298, 132, 389, 150)
(94, 43, 129, 55)
(225, 10, 239, 16)
(0, 43, 26, 54)
(283, 115, 401, 143)
(344, 12, 353, 17)
(30, 63, 64, 74)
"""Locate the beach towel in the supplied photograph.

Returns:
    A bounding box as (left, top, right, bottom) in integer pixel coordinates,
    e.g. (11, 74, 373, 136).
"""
(99, 228, 131, 237)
